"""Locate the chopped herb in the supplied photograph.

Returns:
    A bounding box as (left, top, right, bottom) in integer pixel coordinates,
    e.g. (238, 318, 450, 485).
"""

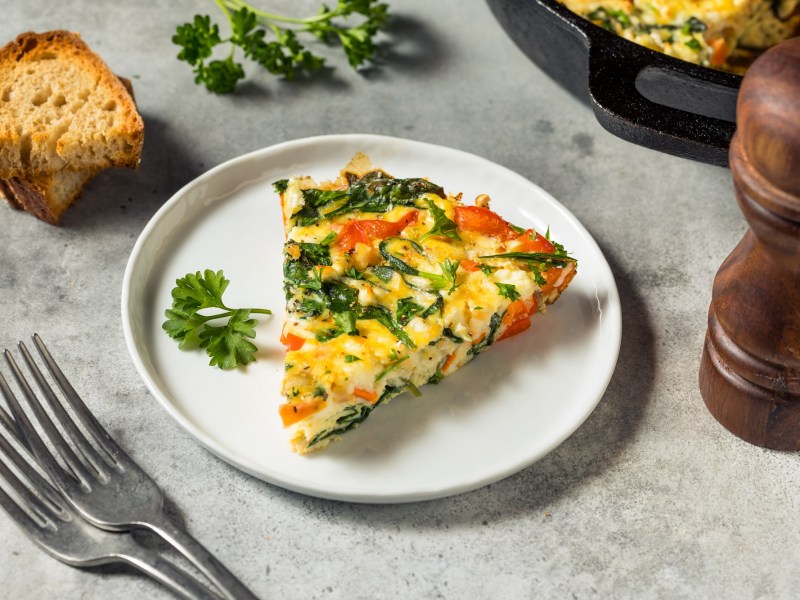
(360, 305, 416, 347)
(297, 242, 332, 267)
(293, 171, 445, 226)
(325, 280, 360, 313)
(375, 349, 409, 380)
(551, 239, 568, 255)
(611, 8, 631, 26)
(442, 328, 464, 344)
(586, 7, 630, 31)
(345, 266, 364, 280)
(427, 368, 445, 385)
(403, 379, 422, 397)
(344, 354, 361, 363)
(379, 237, 425, 275)
(478, 263, 496, 276)
(682, 16, 707, 33)
(379, 238, 460, 292)
(495, 282, 521, 301)
(685, 38, 702, 51)
(314, 284, 360, 341)
(420, 295, 444, 319)
(333, 310, 359, 335)
(396, 297, 424, 325)
(479, 251, 576, 268)
(284, 261, 325, 292)
(468, 312, 503, 356)
(298, 293, 326, 316)
(306, 266, 325, 290)
(319, 231, 337, 246)
(306, 385, 403, 448)
(436, 258, 460, 293)
(418, 198, 460, 242)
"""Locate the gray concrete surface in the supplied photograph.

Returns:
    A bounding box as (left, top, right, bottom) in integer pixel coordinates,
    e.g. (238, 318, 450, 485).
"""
(1, 1, 798, 598)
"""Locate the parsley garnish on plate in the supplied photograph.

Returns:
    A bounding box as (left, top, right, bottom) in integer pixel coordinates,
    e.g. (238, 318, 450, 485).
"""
(162, 269, 271, 369)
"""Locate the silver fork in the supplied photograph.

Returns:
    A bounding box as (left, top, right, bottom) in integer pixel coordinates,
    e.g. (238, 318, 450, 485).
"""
(0, 408, 220, 599)
(1, 335, 258, 600)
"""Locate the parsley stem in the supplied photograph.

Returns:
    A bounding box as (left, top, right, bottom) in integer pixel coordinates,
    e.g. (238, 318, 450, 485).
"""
(223, 0, 342, 26)
(195, 308, 272, 323)
(215, 0, 232, 20)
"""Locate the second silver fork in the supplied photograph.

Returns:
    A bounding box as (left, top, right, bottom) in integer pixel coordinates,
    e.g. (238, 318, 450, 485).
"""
(1, 335, 258, 600)
(0, 409, 221, 599)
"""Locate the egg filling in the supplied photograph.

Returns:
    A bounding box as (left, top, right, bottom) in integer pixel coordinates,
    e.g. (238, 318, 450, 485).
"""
(561, 0, 800, 73)
(276, 154, 577, 453)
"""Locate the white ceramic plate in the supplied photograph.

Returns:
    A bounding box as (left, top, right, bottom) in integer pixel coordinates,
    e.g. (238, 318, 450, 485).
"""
(122, 134, 621, 503)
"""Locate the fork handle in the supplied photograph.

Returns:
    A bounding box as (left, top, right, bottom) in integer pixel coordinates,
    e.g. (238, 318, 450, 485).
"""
(117, 537, 223, 599)
(144, 513, 260, 600)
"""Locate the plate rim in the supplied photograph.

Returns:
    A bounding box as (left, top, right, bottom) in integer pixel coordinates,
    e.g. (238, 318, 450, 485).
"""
(121, 133, 622, 503)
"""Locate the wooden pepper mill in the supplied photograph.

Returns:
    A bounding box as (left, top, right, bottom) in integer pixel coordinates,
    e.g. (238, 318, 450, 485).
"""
(699, 37, 800, 449)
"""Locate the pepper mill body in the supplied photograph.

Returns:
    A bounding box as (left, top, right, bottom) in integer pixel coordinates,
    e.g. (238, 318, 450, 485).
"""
(699, 38, 800, 449)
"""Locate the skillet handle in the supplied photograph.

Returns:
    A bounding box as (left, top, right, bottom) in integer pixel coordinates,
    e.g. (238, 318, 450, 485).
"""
(586, 39, 737, 167)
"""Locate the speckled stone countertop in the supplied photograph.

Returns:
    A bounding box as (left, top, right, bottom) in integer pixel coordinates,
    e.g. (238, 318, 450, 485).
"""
(1, 1, 798, 599)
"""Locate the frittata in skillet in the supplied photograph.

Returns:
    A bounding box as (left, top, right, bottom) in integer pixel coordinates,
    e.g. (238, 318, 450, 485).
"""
(276, 155, 577, 454)
(561, 0, 800, 72)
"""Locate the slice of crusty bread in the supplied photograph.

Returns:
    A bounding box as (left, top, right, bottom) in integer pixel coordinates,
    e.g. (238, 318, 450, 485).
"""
(0, 30, 144, 178)
(0, 76, 137, 224)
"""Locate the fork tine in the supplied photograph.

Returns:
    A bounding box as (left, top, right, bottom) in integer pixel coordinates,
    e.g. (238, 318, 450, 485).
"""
(1, 353, 91, 490)
(0, 380, 28, 448)
(17, 340, 113, 476)
(0, 438, 60, 531)
(0, 479, 44, 538)
(31, 335, 126, 465)
(0, 419, 69, 517)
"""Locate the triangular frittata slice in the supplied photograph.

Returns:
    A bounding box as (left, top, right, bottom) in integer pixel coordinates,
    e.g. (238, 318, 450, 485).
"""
(276, 155, 576, 453)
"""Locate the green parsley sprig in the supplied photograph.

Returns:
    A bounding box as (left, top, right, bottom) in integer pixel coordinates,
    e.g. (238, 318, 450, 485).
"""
(173, 0, 390, 93)
(162, 269, 272, 369)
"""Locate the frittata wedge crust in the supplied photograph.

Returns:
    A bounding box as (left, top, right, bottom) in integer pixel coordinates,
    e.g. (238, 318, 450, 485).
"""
(276, 155, 577, 453)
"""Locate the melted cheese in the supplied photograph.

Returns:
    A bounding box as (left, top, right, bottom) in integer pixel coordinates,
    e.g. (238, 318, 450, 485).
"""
(278, 164, 577, 453)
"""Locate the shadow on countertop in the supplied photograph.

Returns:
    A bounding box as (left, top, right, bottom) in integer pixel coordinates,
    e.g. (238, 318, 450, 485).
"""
(266, 242, 656, 523)
(370, 14, 448, 78)
(489, 245, 656, 511)
(58, 114, 206, 234)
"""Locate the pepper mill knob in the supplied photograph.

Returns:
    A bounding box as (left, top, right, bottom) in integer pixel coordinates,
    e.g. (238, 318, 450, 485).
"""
(699, 37, 800, 449)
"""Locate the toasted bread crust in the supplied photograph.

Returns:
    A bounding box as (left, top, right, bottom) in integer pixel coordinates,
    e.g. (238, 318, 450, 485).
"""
(0, 179, 21, 209)
(0, 30, 144, 177)
(0, 169, 97, 224)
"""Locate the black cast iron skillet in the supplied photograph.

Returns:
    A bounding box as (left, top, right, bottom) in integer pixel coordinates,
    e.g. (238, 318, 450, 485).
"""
(487, 0, 743, 166)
